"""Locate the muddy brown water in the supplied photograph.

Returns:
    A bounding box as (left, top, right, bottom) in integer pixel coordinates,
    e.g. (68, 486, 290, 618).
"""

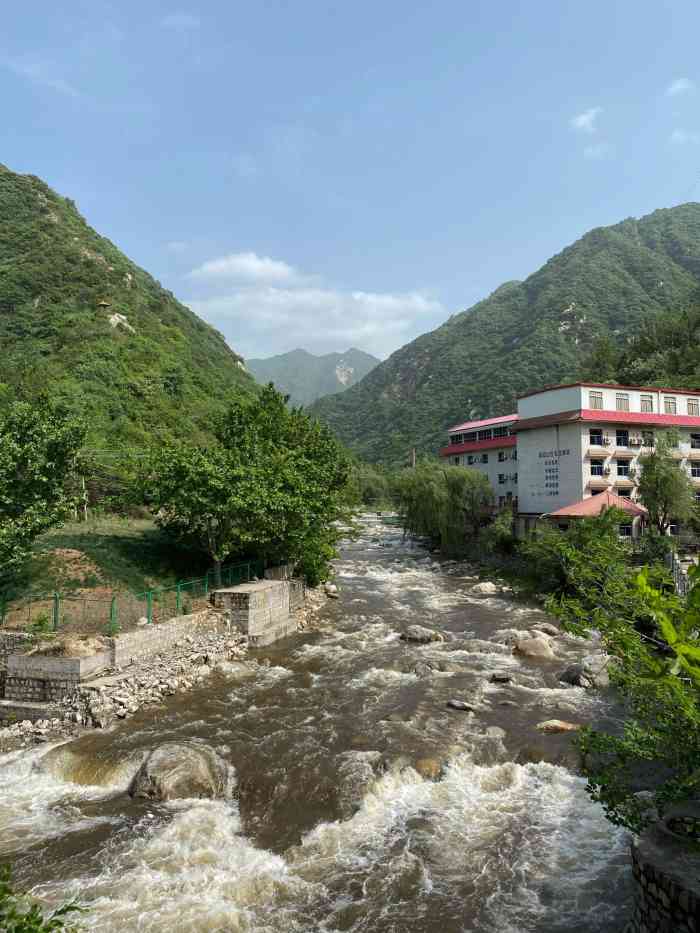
(0, 516, 633, 932)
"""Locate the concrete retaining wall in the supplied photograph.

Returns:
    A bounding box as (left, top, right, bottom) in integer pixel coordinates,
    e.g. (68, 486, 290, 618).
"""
(211, 579, 299, 647)
(624, 807, 700, 932)
(109, 609, 228, 667)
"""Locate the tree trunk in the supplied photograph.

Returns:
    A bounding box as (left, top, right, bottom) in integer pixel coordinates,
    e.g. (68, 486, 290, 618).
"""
(213, 558, 222, 588)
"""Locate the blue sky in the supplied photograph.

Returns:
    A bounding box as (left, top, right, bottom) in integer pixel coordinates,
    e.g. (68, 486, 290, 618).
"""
(3, 1, 700, 359)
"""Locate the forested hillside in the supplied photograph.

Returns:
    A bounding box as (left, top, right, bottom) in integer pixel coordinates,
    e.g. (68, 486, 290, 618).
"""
(313, 204, 700, 464)
(247, 347, 379, 406)
(0, 164, 256, 448)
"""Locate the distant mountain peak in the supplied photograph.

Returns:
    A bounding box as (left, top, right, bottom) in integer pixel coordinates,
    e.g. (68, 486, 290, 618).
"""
(246, 347, 380, 406)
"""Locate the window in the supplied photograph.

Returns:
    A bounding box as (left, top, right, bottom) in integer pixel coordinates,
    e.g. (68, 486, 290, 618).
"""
(493, 425, 509, 438)
(616, 429, 629, 447)
(618, 524, 633, 538)
(498, 496, 506, 507)
(512, 473, 518, 484)
(450, 434, 463, 445)
(589, 390, 604, 410)
(512, 449, 517, 461)
(640, 394, 654, 413)
(616, 460, 630, 476)
(452, 457, 460, 465)
(692, 463, 700, 478)
(695, 492, 700, 504)
(464, 432, 477, 443)
(590, 459, 604, 477)
(616, 393, 630, 411)
(498, 474, 506, 485)
(642, 430, 655, 447)
(689, 399, 700, 417)
(478, 429, 492, 441)
(481, 453, 488, 464)
(692, 433, 700, 450)
(664, 396, 677, 415)
(669, 523, 679, 536)
(589, 428, 604, 446)
(467, 455, 475, 465)
(498, 451, 507, 462)
(617, 490, 632, 499)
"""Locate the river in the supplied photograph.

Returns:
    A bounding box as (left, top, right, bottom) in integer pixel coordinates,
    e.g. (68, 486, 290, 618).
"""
(0, 515, 633, 932)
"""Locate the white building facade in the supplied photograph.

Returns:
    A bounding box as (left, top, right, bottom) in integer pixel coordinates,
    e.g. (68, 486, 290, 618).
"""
(440, 382, 700, 532)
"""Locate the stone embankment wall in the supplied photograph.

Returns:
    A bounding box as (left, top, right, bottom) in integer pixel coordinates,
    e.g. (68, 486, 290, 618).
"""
(623, 809, 700, 933)
(211, 578, 302, 647)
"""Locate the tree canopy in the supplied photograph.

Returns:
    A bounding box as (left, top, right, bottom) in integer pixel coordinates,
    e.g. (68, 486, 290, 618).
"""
(637, 432, 697, 534)
(140, 385, 351, 585)
(0, 399, 85, 589)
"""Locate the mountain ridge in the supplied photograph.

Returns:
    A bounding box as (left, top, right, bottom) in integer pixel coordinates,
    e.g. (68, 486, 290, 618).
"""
(247, 346, 380, 406)
(0, 163, 256, 448)
(312, 203, 700, 464)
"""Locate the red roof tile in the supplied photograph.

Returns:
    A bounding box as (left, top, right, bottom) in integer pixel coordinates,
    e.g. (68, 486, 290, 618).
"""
(546, 490, 647, 518)
(448, 413, 518, 434)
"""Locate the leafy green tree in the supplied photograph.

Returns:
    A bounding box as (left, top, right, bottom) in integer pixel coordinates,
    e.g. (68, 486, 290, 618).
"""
(0, 865, 82, 931)
(394, 461, 493, 556)
(580, 334, 621, 382)
(0, 399, 85, 588)
(141, 385, 351, 585)
(637, 431, 697, 534)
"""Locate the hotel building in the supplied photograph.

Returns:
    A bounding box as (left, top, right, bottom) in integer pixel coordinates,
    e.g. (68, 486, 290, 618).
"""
(440, 382, 700, 534)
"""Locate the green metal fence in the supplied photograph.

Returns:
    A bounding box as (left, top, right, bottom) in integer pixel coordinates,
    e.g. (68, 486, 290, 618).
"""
(0, 558, 268, 636)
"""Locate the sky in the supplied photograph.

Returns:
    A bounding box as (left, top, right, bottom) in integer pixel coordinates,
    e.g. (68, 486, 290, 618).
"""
(3, 1, 700, 361)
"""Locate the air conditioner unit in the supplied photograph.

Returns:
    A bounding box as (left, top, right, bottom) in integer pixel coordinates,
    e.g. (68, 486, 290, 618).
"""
(603, 467, 611, 475)
(602, 438, 611, 446)
(630, 436, 642, 446)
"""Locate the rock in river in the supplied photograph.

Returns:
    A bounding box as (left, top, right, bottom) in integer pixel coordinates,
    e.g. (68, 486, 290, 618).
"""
(536, 720, 581, 734)
(471, 581, 500, 596)
(446, 699, 474, 711)
(531, 622, 560, 638)
(558, 664, 594, 689)
(514, 636, 555, 660)
(129, 742, 234, 801)
(401, 625, 445, 644)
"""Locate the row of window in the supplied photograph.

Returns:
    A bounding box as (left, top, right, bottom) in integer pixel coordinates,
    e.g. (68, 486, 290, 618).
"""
(498, 473, 518, 484)
(449, 424, 512, 445)
(590, 429, 700, 448)
(590, 459, 700, 478)
(589, 390, 700, 416)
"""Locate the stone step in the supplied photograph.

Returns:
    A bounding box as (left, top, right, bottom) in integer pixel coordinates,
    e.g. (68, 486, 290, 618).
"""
(247, 618, 299, 648)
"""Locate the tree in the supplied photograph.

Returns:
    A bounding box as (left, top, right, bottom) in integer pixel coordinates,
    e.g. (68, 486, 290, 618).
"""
(637, 431, 697, 534)
(0, 399, 85, 589)
(393, 461, 493, 556)
(140, 385, 351, 585)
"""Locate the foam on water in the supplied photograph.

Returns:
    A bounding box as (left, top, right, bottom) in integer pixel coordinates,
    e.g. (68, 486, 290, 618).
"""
(0, 743, 123, 856)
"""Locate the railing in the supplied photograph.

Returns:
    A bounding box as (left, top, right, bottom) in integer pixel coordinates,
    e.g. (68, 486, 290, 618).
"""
(665, 551, 691, 598)
(0, 558, 268, 636)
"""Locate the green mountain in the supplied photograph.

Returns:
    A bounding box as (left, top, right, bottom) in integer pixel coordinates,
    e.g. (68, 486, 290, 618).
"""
(312, 204, 700, 464)
(0, 164, 256, 448)
(247, 347, 380, 406)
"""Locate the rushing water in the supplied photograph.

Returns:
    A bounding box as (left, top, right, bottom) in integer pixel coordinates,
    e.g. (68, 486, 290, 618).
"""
(1, 516, 633, 932)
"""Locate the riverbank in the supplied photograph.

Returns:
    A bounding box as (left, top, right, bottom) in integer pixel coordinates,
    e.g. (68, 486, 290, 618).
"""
(0, 585, 330, 754)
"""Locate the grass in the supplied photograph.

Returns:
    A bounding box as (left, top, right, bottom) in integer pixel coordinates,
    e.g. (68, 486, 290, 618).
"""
(6, 514, 211, 601)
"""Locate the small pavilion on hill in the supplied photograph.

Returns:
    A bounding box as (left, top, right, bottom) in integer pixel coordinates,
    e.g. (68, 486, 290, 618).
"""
(544, 490, 647, 538)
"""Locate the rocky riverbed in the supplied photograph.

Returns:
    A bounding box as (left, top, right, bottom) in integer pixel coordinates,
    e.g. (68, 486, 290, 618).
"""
(0, 516, 632, 932)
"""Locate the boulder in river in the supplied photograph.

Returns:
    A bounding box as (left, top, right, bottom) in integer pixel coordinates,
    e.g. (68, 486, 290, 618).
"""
(558, 664, 594, 689)
(415, 757, 443, 779)
(401, 625, 445, 644)
(490, 672, 513, 684)
(536, 719, 581, 734)
(324, 583, 339, 598)
(471, 581, 500, 596)
(531, 622, 560, 638)
(128, 742, 234, 801)
(514, 636, 555, 660)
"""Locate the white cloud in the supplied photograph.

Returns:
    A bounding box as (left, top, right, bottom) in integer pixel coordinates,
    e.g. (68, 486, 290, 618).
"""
(190, 286, 445, 359)
(583, 141, 613, 160)
(161, 12, 201, 31)
(670, 129, 700, 145)
(666, 77, 695, 97)
(0, 55, 79, 97)
(570, 107, 602, 134)
(188, 251, 298, 284)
